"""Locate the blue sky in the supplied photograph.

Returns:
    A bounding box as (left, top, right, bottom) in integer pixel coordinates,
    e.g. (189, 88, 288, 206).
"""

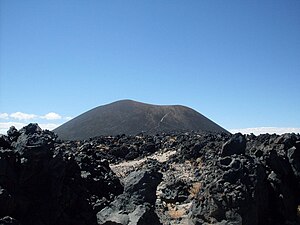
(0, 0, 300, 134)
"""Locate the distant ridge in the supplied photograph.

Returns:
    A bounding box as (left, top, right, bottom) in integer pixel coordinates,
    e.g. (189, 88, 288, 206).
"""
(53, 100, 229, 140)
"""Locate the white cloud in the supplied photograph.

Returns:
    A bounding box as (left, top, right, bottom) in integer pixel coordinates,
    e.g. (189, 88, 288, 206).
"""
(39, 123, 61, 130)
(10, 112, 37, 120)
(0, 113, 9, 119)
(41, 112, 62, 120)
(0, 122, 27, 134)
(0, 122, 62, 134)
(1, 111, 69, 121)
(229, 127, 300, 135)
(0, 111, 69, 134)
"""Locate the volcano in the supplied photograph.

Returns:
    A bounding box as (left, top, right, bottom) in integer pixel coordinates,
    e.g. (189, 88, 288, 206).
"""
(53, 100, 229, 140)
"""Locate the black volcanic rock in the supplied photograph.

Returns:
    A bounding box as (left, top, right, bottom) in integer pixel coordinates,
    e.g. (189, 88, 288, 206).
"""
(97, 169, 162, 225)
(221, 133, 246, 156)
(0, 124, 123, 225)
(53, 100, 229, 140)
(2, 124, 300, 225)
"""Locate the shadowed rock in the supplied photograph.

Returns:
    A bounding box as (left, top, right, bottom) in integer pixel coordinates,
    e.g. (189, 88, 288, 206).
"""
(97, 169, 162, 225)
(0, 124, 123, 225)
(221, 133, 246, 156)
(1, 124, 300, 225)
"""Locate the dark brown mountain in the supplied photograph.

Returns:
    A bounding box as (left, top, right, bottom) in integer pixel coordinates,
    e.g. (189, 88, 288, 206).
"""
(53, 100, 229, 140)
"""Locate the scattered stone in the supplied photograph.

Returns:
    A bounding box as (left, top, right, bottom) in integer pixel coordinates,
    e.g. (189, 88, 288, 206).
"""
(1, 124, 300, 225)
(160, 180, 190, 204)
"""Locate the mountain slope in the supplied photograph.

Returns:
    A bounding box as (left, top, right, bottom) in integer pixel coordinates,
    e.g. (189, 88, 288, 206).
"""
(53, 100, 229, 140)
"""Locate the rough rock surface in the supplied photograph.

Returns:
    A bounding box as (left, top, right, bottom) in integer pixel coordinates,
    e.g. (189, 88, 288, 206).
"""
(1, 124, 300, 225)
(187, 133, 300, 225)
(0, 124, 122, 225)
(97, 168, 162, 225)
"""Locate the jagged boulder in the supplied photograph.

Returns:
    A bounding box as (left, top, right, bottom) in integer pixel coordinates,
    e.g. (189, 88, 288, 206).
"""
(221, 133, 246, 156)
(124, 168, 162, 204)
(97, 169, 162, 225)
(6, 127, 20, 142)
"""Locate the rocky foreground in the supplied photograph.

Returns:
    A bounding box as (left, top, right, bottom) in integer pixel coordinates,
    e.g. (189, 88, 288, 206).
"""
(1, 124, 300, 225)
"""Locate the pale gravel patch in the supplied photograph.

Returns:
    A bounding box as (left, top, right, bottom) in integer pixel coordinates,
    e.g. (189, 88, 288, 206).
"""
(155, 160, 197, 225)
(110, 148, 196, 225)
(110, 149, 176, 178)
